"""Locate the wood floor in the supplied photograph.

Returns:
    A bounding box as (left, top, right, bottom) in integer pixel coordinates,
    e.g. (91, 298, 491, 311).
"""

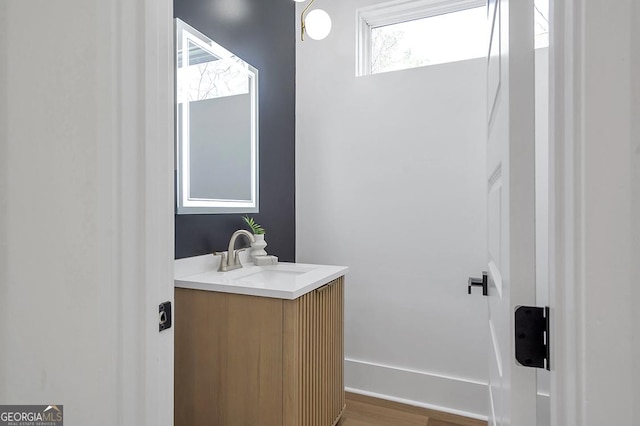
(337, 393, 487, 426)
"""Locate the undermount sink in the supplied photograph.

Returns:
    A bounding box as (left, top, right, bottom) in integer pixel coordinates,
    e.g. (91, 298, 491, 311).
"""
(229, 265, 314, 284)
(174, 257, 348, 299)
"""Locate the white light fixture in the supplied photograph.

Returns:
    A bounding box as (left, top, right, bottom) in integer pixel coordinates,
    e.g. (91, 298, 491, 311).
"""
(297, 0, 332, 41)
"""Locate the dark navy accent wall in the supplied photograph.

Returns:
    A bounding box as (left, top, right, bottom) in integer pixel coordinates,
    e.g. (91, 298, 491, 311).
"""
(174, 0, 296, 261)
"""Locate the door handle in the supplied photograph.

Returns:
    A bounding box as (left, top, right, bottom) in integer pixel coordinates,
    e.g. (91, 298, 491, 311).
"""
(468, 272, 488, 296)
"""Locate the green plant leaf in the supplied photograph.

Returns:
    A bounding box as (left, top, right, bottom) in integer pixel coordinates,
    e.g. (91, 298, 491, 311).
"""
(242, 215, 265, 234)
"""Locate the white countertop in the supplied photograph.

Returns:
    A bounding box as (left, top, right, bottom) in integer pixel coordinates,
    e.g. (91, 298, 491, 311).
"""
(175, 254, 348, 300)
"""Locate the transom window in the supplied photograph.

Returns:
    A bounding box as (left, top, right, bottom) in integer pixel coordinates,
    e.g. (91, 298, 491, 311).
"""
(357, 0, 550, 76)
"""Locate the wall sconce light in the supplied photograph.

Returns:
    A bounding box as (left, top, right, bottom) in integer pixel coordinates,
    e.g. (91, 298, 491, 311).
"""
(295, 0, 332, 41)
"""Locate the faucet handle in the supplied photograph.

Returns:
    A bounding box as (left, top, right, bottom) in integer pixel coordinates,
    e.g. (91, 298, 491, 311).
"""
(213, 250, 227, 259)
(233, 248, 248, 264)
(213, 251, 229, 272)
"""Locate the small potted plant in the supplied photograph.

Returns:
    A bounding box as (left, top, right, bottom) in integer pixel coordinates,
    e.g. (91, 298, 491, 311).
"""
(242, 216, 268, 258)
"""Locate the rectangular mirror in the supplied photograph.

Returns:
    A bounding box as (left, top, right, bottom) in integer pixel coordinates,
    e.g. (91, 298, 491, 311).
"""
(175, 18, 259, 214)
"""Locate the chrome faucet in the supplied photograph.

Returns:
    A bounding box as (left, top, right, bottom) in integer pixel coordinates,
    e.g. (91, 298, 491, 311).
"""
(213, 229, 256, 272)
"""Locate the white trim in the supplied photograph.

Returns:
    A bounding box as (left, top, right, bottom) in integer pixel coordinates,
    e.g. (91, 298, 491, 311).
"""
(488, 319, 503, 378)
(488, 385, 497, 426)
(346, 357, 487, 385)
(487, 163, 503, 188)
(143, 0, 175, 424)
(548, 0, 583, 424)
(355, 9, 372, 76)
(488, 260, 502, 299)
(487, 164, 503, 298)
(486, 0, 501, 128)
(116, 1, 144, 423)
(116, 0, 174, 424)
(551, 0, 638, 422)
(358, 0, 485, 28)
(344, 358, 488, 419)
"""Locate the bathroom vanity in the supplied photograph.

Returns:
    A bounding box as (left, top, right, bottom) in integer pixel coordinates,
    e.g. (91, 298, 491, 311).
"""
(174, 255, 348, 426)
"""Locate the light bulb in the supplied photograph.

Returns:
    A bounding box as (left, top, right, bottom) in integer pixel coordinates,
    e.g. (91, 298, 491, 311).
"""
(305, 9, 332, 40)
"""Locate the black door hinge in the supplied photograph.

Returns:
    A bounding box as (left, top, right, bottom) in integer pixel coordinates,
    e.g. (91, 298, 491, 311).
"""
(515, 306, 549, 370)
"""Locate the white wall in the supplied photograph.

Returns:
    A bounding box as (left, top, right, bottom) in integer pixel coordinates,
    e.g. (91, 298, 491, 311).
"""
(296, 0, 488, 417)
(0, 2, 174, 425)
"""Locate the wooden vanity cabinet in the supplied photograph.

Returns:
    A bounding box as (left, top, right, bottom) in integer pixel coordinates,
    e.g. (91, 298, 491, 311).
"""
(175, 276, 345, 426)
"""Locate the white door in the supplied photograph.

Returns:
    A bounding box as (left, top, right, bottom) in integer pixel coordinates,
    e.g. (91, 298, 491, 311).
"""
(0, 1, 174, 425)
(485, 0, 537, 424)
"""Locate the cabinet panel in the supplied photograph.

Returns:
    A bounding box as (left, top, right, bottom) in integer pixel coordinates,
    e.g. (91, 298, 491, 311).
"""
(176, 276, 344, 426)
(175, 289, 283, 426)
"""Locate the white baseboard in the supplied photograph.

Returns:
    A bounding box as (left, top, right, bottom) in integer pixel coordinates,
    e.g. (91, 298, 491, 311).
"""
(344, 358, 488, 420)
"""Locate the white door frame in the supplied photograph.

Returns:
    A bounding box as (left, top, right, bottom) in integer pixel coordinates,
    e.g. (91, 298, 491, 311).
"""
(132, 0, 637, 423)
(548, 0, 582, 423)
(118, 0, 174, 424)
(550, 0, 637, 424)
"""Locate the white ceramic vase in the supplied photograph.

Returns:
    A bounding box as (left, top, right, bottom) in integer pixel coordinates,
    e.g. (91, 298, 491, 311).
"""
(251, 233, 268, 259)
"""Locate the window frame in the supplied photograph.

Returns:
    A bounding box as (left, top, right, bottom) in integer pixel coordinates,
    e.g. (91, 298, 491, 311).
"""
(356, 0, 486, 76)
